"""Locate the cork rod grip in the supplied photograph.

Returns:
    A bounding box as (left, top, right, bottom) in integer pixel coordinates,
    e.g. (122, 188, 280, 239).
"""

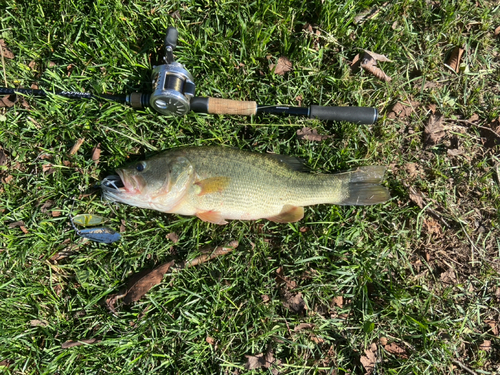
(207, 98, 257, 116)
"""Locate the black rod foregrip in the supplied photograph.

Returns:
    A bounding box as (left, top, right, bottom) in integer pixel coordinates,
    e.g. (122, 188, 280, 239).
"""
(309, 105, 378, 124)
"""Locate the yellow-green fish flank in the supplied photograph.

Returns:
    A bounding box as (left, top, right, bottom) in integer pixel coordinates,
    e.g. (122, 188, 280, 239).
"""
(101, 146, 390, 224)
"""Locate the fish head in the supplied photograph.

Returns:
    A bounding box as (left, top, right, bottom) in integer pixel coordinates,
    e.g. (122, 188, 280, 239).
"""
(101, 155, 194, 212)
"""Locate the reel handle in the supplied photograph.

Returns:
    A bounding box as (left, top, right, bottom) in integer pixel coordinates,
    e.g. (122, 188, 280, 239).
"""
(165, 27, 178, 50)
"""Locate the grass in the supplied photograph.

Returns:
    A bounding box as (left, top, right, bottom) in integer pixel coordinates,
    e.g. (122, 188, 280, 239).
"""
(1, 0, 500, 373)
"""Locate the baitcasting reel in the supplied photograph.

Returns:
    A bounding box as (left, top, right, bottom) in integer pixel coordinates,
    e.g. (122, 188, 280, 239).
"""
(0, 27, 380, 124)
(126, 27, 195, 116)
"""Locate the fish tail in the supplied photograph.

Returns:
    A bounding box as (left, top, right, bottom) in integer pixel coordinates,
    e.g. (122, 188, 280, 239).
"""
(340, 166, 390, 205)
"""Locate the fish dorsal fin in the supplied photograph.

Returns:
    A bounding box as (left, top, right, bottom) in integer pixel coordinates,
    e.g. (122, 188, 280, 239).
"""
(263, 153, 308, 171)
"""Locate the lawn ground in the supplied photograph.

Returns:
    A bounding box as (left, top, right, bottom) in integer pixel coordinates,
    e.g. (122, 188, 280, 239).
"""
(1, 0, 500, 373)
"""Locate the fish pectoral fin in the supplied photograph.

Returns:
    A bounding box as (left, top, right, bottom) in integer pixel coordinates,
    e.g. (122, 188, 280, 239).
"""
(194, 176, 230, 196)
(267, 204, 304, 223)
(196, 210, 228, 225)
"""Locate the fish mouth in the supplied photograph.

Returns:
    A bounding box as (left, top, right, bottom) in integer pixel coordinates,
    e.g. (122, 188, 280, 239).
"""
(101, 174, 125, 191)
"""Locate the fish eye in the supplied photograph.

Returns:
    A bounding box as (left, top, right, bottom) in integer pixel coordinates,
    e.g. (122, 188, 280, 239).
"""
(136, 161, 146, 172)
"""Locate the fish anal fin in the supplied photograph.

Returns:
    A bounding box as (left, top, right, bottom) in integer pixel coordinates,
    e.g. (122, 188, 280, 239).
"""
(267, 204, 304, 223)
(196, 210, 228, 225)
(194, 176, 230, 196)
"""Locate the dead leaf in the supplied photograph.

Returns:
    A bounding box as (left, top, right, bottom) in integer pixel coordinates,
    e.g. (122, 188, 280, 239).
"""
(479, 340, 491, 351)
(295, 95, 303, 106)
(423, 217, 441, 236)
(424, 114, 445, 146)
(485, 320, 499, 336)
(364, 50, 392, 62)
(270, 56, 293, 76)
(261, 294, 270, 303)
(183, 241, 238, 268)
(61, 338, 101, 349)
(66, 63, 76, 76)
(30, 319, 48, 327)
(20, 226, 28, 234)
(296, 127, 331, 142)
(384, 342, 408, 358)
(447, 148, 463, 156)
(42, 164, 55, 174)
(380, 337, 388, 346)
(310, 334, 325, 344)
(91, 143, 101, 164)
(282, 291, 306, 314)
(123, 261, 174, 304)
(360, 53, 392, 82)
(8, 221, 25, 229)
(446, 46, 464, 73)
(69, 138, 85, 156)
(440, 268, 457, 284)
(360, 344, 377, 375)
(468, 113, 479, 122)
(40, 200, 54, 213)
(3, 175, 13, 184)
(245, 349, 275, 370)
(409, 187, 425, 209)
(332, 295, 343, 308)
(28, 60, 37, 70)
(0, 94, 17, 108)
(387, 100, 420, 119)
(351, 53, 362, 73)
(405, 162, 422, 180)
(0, 39, 15, 59)
(51, 210, 62, 217)
(166, 232, 179, 243)
(206, 336, 216, 345)
(294, 323, 314, 332)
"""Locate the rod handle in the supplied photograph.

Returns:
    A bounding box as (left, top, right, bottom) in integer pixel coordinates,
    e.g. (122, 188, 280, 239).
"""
(309, 105, 378, 124)
(190, 97, 257, 116)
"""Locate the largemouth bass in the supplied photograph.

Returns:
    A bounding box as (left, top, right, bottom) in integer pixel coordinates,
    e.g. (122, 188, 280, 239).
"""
(101, 146, 390, 224)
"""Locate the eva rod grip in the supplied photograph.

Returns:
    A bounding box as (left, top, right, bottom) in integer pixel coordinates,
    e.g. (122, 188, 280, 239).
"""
(191, 97, 257, 116)
(309, 105, 378, 124)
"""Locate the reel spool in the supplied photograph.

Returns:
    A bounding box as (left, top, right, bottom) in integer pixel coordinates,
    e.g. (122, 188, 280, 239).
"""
(127, 27, 195, 116)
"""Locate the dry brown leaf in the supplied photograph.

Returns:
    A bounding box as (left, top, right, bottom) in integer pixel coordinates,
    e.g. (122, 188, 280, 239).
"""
(409, 187, 425, 209)
(270, 56, 293, 75)
(261, 294, 270, 303)
(42, 164, 55, 174)
(424, 114, 445, 146)
(183, 241, 238, 268)
(364, 50, 392, 62)
(351, 53, 362, 73)
(20, 225, 28, 234)
(276, 266, 297, 290)
(206, 336, 216, 345)
(479, 340, 491, 351)
(166, 232, 179, 243)
(40, 200, 54, 213)
(380, 337, 388, 346)
(69, 138, 85, 156)
(30, 319, 49, 327)
(440, 268, 457, 284)
(245, 349, 275, 370)
(61, 338, 100, 349)
(360, 55, 392, 82)
(423, 217, 441, 236)
(384, 342, 408, 358)
(282, 291, 306, 314)
(0, 94, 17, 108)
(360, 344, 377, 375)
(332, 295, 343, 308)
(495, 26, 500, 36)
(485, 320, 499, 336)
(387, 100, 420, 119)
(296, 127, 331, 142)
(123, 260, 175, 304)
(447, 148, 463, 156)
(468, 113, 480, 122)
(91, 143, 101, 164)
(8, 220, 25, 228)
(0, 39, 15, 59)
(310, 334, 325, 344)
(446, 46, 464, 73)
(51, 210, 62, 217)
(294, 323, 314, 332)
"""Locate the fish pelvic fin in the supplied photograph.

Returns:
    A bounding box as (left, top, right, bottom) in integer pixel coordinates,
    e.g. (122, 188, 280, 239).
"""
(196, 210, 228, 225)
(340, 166, 390, 206)
(268, 204, 304, 223)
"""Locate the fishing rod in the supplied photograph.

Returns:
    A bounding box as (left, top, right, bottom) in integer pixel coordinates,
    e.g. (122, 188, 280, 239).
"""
(0, 27, 378, 124)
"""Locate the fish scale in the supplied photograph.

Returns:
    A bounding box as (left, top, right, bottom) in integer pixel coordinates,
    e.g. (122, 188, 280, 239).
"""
(101, 146, 390, 224)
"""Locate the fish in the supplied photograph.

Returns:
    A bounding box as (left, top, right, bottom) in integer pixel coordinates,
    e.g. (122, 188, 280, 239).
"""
(101, 146, 390, 224)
